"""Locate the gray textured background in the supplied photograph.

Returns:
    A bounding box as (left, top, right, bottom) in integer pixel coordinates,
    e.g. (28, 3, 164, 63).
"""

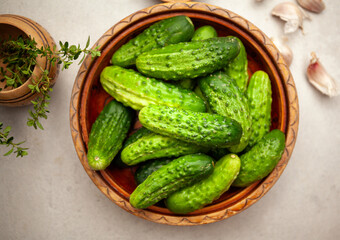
(0, 0, 339, 239)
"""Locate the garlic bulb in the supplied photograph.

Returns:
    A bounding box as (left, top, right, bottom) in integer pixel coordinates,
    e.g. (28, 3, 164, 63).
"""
(271, 2, 310, 34)
(297, 0, 325, 13)
(307, 52, 339, 97)
(271, 37, 293, 66)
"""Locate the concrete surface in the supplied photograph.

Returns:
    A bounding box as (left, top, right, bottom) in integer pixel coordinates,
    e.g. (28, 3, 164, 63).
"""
(0, 0, 339, 239)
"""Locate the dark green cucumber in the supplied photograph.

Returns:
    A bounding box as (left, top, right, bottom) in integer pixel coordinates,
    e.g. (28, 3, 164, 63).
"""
(166, 154, 240, 214)
(129, 153, 215, 209)
(198, 71, 252, 152)
(111, 15, 194, 67)
(139, 105, 242, 148)
(136, 37, 240, 80)
(100, 66, 205, 112)
(135, 158, 173, 185)
(87, 100, 133, 170)
(121, 132, 208, 166)
(246, 71, 272, 148)
(112, 127, 152, 168)
(232, 129, 285, 187)
(224, 37, 249, 92)
(191, 25, 217, 41)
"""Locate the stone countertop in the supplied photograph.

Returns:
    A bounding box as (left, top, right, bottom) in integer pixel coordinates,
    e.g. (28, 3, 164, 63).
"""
(0, 0, 339, 239)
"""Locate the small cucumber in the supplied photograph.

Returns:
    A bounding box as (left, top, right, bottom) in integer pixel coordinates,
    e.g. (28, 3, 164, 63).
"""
(100, 66, 206, 112)
(139, 105, 243, 148)
(224, 37, 249, 92)
(136, 37, 240, 81)
(111, 15, 194, 67)
(232, 129, 285, 187)
(135, 158, 173, 185)
(198, 71, 252, 152)
(129, 153, 215, 209)
(191, 25, 218, 41)
(121, 132, 208, 166)
(246, 71, 272, 148)
(166, 154, 241, 214)
(87, 100, 133, 170)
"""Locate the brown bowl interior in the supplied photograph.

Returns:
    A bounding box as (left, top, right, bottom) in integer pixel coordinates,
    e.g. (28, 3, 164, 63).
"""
(79, 11, 287, 217)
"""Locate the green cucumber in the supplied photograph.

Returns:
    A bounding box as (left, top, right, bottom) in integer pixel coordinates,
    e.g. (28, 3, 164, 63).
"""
(129, 153, 215, 209)
(224, 37, 249, 92)
(136, 37, 240, 81)
(246, 71, 272, 148)
(100, 66, 205, 112)
(232, 129, 285, 187)
(166, 154, 240, 214)
(111, 15, 194, 67)
(191, 25, 218, 41)
(198, 71, 252, 152)
(87, 100, 133, 170)
(121, 132, 208, 166)
(139, 105, 242, 148)
(135, 158, 173, 185)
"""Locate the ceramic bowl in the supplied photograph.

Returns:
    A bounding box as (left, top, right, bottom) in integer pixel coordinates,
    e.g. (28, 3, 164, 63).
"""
(70, 2, 299, 225)
(0, 14, 59, 106)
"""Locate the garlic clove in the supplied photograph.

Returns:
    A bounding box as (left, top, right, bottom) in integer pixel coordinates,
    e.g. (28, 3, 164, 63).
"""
(271, 37, 293, 66)
(297, 0, 325, 13)
(271, 2, 309, 34)
(307, 52, 339, 97)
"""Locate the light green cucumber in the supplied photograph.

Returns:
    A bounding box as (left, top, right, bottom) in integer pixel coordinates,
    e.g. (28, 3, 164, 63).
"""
(100, 65, 205, 112)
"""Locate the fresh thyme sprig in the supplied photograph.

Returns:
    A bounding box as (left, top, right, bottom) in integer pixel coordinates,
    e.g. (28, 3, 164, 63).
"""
(0, 36, 101, 130)
(0, 122, 28, 157)
(0, 36, 101, 156)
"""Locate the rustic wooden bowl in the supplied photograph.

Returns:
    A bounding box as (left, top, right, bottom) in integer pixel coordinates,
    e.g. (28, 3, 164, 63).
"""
(0, 14, 59, 107)
(70, 2, 299, 225)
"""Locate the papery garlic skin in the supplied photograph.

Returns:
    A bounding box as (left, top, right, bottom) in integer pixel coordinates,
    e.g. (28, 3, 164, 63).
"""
(271, 37, 293, 66)
(297, 0, 325, 13)
(307, 52, 339, 97)
(271, 2, 309, 34)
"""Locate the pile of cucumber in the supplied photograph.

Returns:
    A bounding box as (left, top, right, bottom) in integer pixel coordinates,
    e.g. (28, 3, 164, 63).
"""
(87, 15, 286, 214)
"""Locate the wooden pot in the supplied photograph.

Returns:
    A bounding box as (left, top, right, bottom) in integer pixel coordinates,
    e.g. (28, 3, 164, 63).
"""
(70, 2, 299, 225)
(0, 14, 59, 107)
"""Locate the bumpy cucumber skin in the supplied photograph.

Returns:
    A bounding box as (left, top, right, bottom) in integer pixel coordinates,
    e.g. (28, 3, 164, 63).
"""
(198, 71, 252, 153)
(224, 37, 249, 92)
(136, 37, 240, 81)
(100, 66, 205, 112)
(121, 133, 208, 166)
(87, 100, 133, 170)
(135, 158, 173, 185)
(139, 105, 242, 148)
(246, 71, 272, 148)
(129, 154, 215, 209)
(191, 25, 218, 41)
(111, 15, 194, 67)
(166, 154, 240, 214)
(232, 129, 285, 187)
(112, 127, 152, 168)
